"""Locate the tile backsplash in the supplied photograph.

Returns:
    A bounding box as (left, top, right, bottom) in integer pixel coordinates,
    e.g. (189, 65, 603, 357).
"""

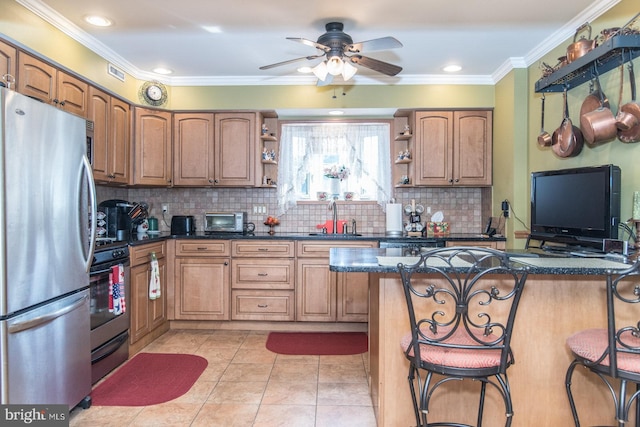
(97, 185, 489, 235)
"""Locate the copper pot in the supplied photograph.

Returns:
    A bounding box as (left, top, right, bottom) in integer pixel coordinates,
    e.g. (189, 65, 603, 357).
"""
(567, 23, 596, 64)
(579, 71, 617, 146)
(617, 61, 640, 143)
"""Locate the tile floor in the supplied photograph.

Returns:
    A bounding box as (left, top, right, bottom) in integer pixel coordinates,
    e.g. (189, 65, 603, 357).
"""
(69, 329, 377, 427)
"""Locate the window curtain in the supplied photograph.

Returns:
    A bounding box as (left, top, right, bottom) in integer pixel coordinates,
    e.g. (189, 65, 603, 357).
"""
(277, 122, 391, 215)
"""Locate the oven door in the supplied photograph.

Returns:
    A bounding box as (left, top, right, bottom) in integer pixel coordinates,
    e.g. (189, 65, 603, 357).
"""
(90, 258, 130, 350)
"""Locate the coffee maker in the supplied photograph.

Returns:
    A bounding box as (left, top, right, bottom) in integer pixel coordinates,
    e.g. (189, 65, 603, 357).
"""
(98, 199, 134, 241)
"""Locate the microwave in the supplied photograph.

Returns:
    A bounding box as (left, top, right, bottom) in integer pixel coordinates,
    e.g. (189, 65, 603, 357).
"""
(204, 212, 246, 233)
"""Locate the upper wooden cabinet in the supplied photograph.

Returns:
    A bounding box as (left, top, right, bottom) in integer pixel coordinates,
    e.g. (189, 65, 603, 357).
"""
(414, 110, 492, 186)
(0, 40, 16, 87)
(173, 112, 257, 187)
(89, 86, 130, 184)
(18, 53, 89, 117)
(133, 107, 172, 186)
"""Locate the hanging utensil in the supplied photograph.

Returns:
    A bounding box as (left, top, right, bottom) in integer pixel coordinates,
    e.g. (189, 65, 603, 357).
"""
(553, 87, 584, 158)
(579, 66, 617, 147)
(537, 95, 552, 147)
(617, 58, 640, 143)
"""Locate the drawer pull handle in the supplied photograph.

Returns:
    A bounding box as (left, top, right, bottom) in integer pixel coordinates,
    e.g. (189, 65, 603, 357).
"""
(197, 247, 208, 250)
(258, 248, 269, 251)
(257, 273, 268, 276)
(257, 304, 268, 308)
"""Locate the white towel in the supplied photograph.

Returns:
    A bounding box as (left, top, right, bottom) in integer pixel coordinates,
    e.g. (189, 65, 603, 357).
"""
(149, 255, 161, 300)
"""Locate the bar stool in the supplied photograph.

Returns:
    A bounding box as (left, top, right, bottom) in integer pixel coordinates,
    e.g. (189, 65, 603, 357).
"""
(397, 247, 529, 427)
(565, 262, 640, 427)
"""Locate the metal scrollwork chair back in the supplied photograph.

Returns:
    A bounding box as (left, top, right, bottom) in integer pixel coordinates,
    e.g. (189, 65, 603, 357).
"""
(398, 246, 529, 427)
(565, 261, 640, 427)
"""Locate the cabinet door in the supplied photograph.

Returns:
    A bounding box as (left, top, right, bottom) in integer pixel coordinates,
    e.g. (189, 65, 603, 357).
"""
(214, 113, 256, 186)
(133, 108, 172, 186)
(173, 113, 215, 186)
(414, 111, 454, 186)
(109, 97, 131, 184)
(149, 256, 167, 330)
(129, 263, 151, 344)
(454, 110, 492, 186)
(57, 71, 88, 117)
(174, 257, 230, 320)
(336, 271, 369, 322)
(296, 258, 336, 322)
(88, 87, 110, 182)
(18, 53, 56, 103)
(0, 40, 16, 87)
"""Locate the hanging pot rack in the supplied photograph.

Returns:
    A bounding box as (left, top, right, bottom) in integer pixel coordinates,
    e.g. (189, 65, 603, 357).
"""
(535, 34, 640, 93)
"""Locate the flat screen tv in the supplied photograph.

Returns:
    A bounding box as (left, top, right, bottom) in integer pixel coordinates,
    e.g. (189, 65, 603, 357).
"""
(530, 164, 621, 251)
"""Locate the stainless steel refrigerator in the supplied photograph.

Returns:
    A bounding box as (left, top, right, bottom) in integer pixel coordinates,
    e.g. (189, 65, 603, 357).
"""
(0, 88, 96, 409)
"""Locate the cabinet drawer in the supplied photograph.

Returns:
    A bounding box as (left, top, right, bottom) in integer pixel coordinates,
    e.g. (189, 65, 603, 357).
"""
(296, 240, 377, 258)
(129, 241, 166, 266)
(446, 241, 505, 250)
(231, 240, 294, 257)
(231, 259, 295, 290)
(231, 290, 294, 321)
(176, 240, 230, 256)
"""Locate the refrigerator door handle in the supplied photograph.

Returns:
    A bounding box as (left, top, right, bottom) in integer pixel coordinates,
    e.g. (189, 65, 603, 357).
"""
(83, 155, 97, 272)
(8, 293, 88, 334)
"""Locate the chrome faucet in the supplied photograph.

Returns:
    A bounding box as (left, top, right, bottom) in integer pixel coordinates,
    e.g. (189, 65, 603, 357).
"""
(328, 199, 338, 233)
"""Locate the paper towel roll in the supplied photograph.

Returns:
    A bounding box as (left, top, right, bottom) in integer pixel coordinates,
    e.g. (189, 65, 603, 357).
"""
(634, 191, 640, 220)
(386, 203, 403, 236)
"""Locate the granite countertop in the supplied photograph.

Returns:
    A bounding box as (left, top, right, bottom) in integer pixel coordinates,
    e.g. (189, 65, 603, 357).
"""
(328, 247, 634, 275)
(127, 231, 505, 246)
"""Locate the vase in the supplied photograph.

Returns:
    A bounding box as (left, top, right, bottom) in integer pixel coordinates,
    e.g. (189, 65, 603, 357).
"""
(329, 178, 341, 198)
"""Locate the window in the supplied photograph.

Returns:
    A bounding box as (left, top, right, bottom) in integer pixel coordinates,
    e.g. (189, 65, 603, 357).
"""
(276, 122, 392, 215)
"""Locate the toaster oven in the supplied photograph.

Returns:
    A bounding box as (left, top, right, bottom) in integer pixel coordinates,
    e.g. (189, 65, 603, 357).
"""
(204, 212, 246, 233)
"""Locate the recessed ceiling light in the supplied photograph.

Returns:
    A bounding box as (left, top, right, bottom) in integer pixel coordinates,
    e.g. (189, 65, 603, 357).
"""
(443, 65, 462, 73)
(202, 25, 223, 34)
(329, 110, 344, 115)
(153, 67, 173, 75)
(84, 15, 112, 27)
(297, 66, 313, 73)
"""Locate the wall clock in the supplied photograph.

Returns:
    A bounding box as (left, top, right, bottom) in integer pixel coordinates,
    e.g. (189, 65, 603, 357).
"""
(139, 81, 168, 106)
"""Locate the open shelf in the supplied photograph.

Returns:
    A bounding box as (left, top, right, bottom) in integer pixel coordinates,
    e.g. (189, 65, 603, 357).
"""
(535, 34, 640, 93)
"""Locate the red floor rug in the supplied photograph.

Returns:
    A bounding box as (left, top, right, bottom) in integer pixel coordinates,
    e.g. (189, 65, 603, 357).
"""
(266, 332, 368, 355)
(91, 353, 208, 406)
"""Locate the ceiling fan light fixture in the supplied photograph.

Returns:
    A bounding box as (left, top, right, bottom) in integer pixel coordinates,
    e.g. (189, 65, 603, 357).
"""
(312, 61, 328, 80)
(326, 56, 344, 76)
(342, 60, 357, 81)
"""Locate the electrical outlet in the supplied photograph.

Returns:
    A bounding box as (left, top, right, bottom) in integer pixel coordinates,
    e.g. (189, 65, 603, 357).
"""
(162, 204, 168, 213)
(502, 200, 509, 218)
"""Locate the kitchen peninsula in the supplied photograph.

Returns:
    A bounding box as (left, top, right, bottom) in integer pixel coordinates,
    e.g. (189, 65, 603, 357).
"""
(329, 247, 635, 427)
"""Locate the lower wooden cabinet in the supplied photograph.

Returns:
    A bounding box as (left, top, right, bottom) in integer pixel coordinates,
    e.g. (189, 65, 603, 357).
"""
(231, 240, 295, 321)
(296, 241, 377, 322)
(129, 242, 167, 344)
(174, 240, 230, 320)
(446, 240, 505, 250)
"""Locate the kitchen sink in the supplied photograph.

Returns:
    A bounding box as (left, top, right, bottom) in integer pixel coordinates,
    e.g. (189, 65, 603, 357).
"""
(308, 233, 363, 237)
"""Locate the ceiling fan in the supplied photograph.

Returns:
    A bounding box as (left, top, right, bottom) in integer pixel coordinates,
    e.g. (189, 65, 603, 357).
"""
(259, 22, 403, 85)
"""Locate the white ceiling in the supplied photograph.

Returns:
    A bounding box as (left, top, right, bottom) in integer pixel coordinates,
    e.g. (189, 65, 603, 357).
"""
(17, 0, 623, 87)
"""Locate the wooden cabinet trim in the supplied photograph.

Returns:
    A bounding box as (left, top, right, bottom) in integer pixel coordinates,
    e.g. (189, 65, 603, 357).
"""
(175, 240, 230, 256)
(231, 240, 294, 257)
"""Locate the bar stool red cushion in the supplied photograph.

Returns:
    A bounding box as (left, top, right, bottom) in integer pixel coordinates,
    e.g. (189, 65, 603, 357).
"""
(400, 326, 511, 369)
(567, 328, 640, 372)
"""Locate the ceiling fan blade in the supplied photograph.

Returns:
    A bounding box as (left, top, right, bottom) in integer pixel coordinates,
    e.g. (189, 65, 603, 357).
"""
(348, 55, 402, 76)
(259, 55, 324, 70)
(287, 37, 330, 52)
(347, 37, 403, 53)
(316, 74, 334, 87)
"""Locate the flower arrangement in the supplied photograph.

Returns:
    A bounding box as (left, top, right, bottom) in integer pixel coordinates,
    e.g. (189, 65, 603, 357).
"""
(324, 165, 350, 181)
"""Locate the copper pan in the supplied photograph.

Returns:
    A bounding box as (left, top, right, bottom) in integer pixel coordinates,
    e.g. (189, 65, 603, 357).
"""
(617, 60, 640, 143)
(553, 89, 584, 158)
(537, 95, 552, 147)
